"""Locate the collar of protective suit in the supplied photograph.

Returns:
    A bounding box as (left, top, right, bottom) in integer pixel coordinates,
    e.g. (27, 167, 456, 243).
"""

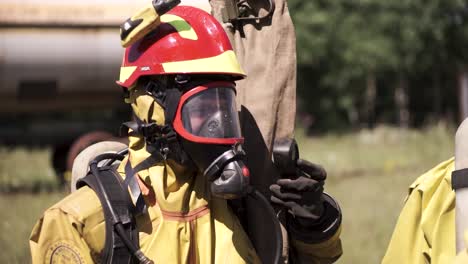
(121, 92, 260, 263)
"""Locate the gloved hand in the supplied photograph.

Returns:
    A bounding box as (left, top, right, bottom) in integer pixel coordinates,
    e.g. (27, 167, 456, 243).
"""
(270, 159, 327, 226)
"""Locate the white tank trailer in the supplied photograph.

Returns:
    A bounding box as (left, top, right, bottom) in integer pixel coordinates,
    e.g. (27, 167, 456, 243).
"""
(0, 0, 210, 182)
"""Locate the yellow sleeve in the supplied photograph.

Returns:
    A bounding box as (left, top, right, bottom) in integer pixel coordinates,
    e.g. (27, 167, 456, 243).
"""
(291, 226, 342, 264)
(381, 185, 429, 264)
(29, 208, 95, 263)
(382, 158, 456, 264)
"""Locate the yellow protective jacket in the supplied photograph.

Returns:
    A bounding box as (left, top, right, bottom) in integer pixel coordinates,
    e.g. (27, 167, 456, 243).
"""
(30, 166, 260, 263)
(30, 129, 259, 263)
(382, 158, 456, 264)
(29, 146, 341, 263)
(30, 89, 341, 263)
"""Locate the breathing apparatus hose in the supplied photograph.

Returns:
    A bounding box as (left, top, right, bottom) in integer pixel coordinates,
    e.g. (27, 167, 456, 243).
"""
(89, 153, 153, 264)
(102, 148, 129, 166)
(248, 188, 283, 264)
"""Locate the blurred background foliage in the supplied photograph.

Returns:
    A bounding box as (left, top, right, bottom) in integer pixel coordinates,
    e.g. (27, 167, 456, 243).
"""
(288, 0, 468, 131)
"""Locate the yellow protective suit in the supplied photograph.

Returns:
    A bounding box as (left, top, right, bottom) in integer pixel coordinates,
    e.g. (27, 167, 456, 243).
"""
(382, 158, 456, 264)
(30, 92, 341, 263)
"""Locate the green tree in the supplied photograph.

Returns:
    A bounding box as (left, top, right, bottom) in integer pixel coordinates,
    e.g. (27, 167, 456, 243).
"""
(289, 0, 468, 131)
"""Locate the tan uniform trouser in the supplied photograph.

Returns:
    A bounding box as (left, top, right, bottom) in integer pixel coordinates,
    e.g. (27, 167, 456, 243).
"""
(210, 0, 297, 261)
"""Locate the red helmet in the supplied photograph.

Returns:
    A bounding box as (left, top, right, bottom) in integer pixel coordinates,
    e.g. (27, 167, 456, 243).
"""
(117, 6, 246, 89)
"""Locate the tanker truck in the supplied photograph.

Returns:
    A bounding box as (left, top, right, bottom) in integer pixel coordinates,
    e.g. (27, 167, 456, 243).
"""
(0, 0, 289, 190)
(0, 0, 210, 183)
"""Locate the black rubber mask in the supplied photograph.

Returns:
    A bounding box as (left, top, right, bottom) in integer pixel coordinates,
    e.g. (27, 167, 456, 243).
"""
(173, 81, 250, 199)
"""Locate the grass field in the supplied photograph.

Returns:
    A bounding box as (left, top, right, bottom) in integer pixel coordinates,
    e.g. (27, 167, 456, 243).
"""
(298, 124, 455, 263)
(0, 124, 456, 263)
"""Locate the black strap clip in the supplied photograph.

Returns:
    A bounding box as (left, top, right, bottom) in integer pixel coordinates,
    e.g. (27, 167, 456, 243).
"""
(452, 168, 468, 190)
(139, 122, 162, 138)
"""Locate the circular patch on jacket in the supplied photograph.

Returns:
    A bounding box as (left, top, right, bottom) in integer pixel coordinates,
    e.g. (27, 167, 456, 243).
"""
(45, 241, 85, 264)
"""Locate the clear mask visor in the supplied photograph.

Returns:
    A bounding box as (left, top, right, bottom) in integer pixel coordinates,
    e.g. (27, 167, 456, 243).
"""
(181, 87, 241, 139)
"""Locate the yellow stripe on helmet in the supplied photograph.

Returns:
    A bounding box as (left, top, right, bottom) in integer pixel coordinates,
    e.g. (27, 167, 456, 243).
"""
(160, 14, 198, 40)
(119, 66, 138, 84)
(162, 50, 246, 76)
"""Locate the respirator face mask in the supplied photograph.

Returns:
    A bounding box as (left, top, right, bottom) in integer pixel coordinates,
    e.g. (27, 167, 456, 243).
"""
(173, 81, 250, 199)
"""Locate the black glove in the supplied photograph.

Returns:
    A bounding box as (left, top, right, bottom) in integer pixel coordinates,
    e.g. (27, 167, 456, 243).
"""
(270, 159, 342, 244)
(270, 159, 326, 225)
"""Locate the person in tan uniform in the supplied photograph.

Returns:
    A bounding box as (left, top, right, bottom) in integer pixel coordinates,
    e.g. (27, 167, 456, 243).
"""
(30, 2, 342, 264)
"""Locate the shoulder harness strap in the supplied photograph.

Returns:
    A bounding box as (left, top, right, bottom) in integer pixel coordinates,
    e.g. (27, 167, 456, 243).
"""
(452, 168, 468, 190)
(76, 155, 151, 264)
(120, 79, 182, 162)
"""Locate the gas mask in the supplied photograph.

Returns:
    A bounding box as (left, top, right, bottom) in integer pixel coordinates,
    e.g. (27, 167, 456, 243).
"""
(173, 81, 250, 199)
(127, 78, 250, 200)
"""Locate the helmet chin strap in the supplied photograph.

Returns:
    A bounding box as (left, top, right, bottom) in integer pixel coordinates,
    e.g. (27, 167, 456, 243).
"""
(121, 78, 193, 167)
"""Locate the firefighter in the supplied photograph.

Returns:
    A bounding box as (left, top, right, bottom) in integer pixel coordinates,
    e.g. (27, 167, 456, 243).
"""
(30, 5, 341, 263)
